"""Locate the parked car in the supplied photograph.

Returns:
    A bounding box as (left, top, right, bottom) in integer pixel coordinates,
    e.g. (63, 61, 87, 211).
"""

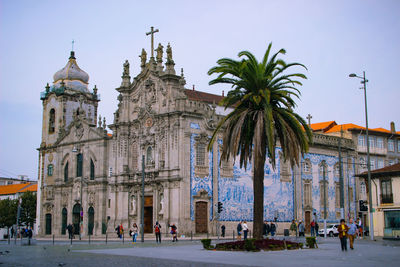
(318, 224, 339, 237)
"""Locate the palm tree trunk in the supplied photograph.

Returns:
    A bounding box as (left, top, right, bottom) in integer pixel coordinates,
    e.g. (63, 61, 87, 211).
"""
(253, 138, 266, 239)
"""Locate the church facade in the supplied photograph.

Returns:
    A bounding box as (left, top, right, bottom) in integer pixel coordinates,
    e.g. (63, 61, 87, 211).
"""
(36, 35, 358, 237)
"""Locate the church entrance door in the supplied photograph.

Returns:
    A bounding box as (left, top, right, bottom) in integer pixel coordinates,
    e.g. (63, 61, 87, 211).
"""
(305, 210, 311, 233)
(144, 196, 153, 233)
(195, 201, 208, 233)
(73, 204, 81, 235)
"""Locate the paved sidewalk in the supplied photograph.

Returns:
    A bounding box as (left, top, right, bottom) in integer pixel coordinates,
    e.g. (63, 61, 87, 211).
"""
(0, 237, 398, 266)
(78, 238, 399, 267)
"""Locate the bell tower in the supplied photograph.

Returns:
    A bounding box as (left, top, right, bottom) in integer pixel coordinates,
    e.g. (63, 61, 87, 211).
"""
(39, 51, 100, 146)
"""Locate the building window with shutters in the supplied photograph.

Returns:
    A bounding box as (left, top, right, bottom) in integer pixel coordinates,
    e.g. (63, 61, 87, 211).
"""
(335, 182, 340, 209)
(303, 181, 312, 208)
(64, 162, 69, 182)
(303, 159, 311, 174)
(49, 109, 55, 134)
(381, 179, 393, 204)
(195, 142, 209, 177)
(90, 159, 95, 180)
(388, 140, 395, 152)
(76, 153, 83, 177)
(48, 164, 54, 176)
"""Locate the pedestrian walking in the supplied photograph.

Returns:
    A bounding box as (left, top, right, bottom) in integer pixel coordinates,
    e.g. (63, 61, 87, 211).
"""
(338, 219, 349, 251)
(270, 221, 276, 237)
(170, 224, 178, 242)
(27, 227, 33, 245)
(237, 221, 243, 240)
(290, 220, 297, 237)
(242, 221, 249, 240)
(357, 218, 363, 237)
(67, 223, 73, 239)
(221, 225, 225, 237)
(298, 220, 305, 236)
(310, 220, 316, 236)
(154, 221, 162, 243)
(315, 221, 319, 237)
(263, 221, 270, 238)
(131, 223, 138, 243)
(347, 218, 357, 250)
(11, 227, 14, 239)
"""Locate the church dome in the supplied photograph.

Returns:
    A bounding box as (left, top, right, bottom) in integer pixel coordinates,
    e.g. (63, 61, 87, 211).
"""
(52, 51, 90, 93)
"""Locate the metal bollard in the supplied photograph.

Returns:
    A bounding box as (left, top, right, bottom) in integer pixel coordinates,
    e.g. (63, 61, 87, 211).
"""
(123, 232, 124, 244)
(70, 236, 72, 245)
(191, 231, 193, 241)
(106, 233, 108, 244)
(233, 230, 235, 241)
(89, 233, 91, 244)
(52, 234, 54, 245)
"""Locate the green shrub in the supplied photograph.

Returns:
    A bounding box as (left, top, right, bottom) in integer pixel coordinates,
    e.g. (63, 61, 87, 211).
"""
(244, 239, 257, 251)
(201, 239, 212, 249)
(299, 242, 304, 249)
(305, 237, 316, 248)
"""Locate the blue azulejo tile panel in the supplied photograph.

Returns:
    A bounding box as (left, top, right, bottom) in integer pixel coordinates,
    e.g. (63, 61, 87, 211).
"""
(217, 145, 294, 222)
(190, 122, 200, 130)
(190, 134, 213, 221)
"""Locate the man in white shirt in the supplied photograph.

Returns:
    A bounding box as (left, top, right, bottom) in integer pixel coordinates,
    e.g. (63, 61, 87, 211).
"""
(242, 221, 249, 240)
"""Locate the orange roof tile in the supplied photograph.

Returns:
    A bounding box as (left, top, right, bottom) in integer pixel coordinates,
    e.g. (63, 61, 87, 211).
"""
(107, 133, 112, 137)
(370, 127, 391, 134)
(0, 183, 33, 195)
(19, 184, 37, 193)
(310, 121, 336, 131)
(184, 89, 224, 105)
(325, 123, 365, 133)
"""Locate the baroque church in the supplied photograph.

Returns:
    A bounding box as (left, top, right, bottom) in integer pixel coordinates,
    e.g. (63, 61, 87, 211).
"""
(36, 30, 359, 237)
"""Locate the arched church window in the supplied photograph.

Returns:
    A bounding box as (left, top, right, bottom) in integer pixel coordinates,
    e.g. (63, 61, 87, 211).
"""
(64, 162, 69, 182)
(303, 159, 311, 174)
(146, 147, 153, 165)
(49, 109, 55, 134)
(90, 159, 95, 180)
(319, 161, 327, 177)
(88, 207, 94, 235)
(47, 164, 54, 176)
(61, 208, 67, 235)
(76, 153, 83, 177)
(196, 143, 206, 166)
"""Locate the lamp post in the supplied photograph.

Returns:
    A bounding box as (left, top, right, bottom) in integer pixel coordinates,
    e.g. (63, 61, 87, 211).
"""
(349, 71, 374, 240)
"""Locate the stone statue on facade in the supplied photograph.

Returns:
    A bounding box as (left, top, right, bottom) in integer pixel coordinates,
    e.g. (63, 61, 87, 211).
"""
(156, 43, 163, 63)
(140, 48, 147, 68)
(159, 193, 164, 214)
(123, 60, 130, 76)
(131, 195, 136, 214)
(166, 43, 173, 63)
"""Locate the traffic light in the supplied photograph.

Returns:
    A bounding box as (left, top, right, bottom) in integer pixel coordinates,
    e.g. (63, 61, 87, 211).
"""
(359, 200, 368, 211)
(217, 202, 223, 213)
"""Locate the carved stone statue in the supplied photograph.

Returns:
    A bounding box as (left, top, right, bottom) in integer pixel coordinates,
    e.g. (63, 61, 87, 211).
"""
(166, 43, 173, 63)
(131, 195, 136, 214)
(156, 43, 163, 63)
(140, 48, 147, 67)
(159, 193, 164, 214)
(123, 60, 130, 76)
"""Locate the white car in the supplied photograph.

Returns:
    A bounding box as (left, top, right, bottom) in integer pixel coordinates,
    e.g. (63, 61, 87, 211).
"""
(318, 224, 339, 237)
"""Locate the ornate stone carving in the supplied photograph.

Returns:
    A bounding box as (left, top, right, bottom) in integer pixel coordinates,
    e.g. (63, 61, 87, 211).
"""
(88, 192, 95, 205)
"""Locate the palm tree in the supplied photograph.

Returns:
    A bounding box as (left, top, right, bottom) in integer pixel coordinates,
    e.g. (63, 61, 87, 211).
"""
(208, 43, 312, 239)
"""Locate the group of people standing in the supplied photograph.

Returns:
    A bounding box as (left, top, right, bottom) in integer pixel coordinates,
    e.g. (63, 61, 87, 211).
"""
(236, 221, 250, 240)
(290, 219, 319, 237)
(124, 221, 178, 244)
(338, 218, 359, 251)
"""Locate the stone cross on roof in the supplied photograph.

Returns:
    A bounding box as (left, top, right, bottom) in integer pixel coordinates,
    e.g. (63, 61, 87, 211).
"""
(306, 114, 312, 126)
(146, 26, 159, 59)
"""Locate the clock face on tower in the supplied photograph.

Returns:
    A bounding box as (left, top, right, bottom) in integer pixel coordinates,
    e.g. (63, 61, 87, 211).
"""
(145, 117, 153, 128)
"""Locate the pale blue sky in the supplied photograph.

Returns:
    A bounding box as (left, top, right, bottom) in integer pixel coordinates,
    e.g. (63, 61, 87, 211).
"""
(1, 0, 399, 180)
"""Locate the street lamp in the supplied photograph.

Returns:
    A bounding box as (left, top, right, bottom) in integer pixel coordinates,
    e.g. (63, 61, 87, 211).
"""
(349, 71, 374, 240)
